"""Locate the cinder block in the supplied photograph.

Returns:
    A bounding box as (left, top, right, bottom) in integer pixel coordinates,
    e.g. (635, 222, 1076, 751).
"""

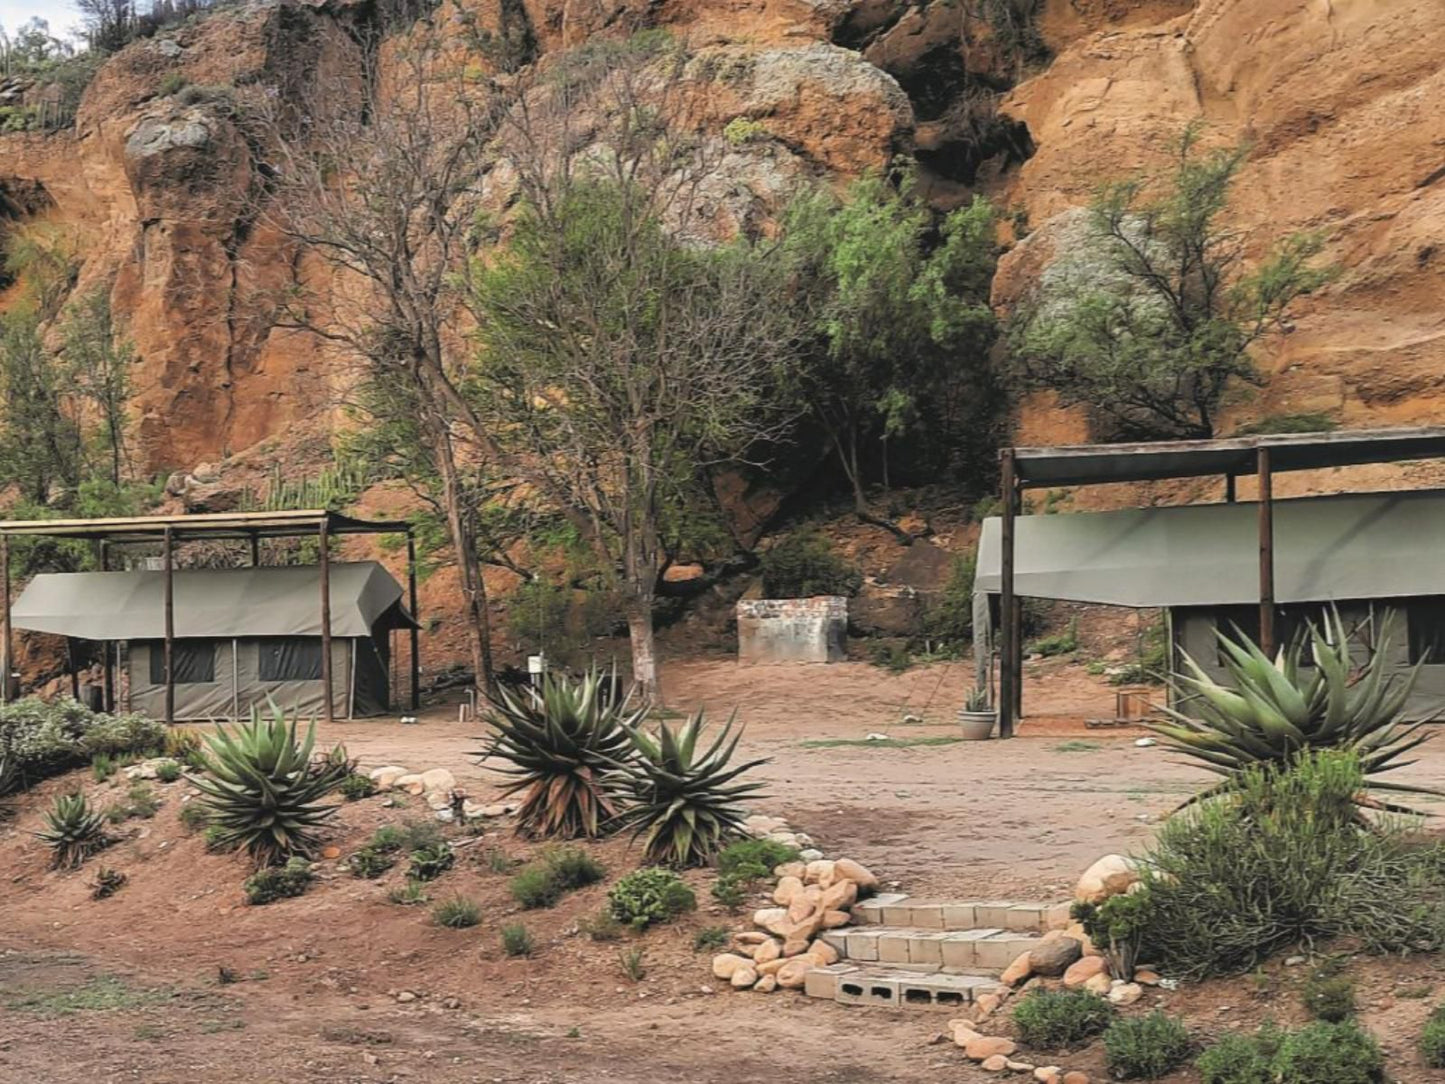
(804, 963, 857, 1000)
(878, 931, 914, 965)
(975, 934, 1042, 971)
(837, 973, 899, 1007)
(820, 930, 849, 953)
(907, 904, 946, 929)
(851, 893, 908, 924)
(843, 929, 884, 962)
(941, 903, 977, 929)
(1005, 904, 1044, 931)
(973, 902, 1017, 928)
(939, 928, 1000, 970)
(880, 903, 914, 926)
(907, 933, 948, 967)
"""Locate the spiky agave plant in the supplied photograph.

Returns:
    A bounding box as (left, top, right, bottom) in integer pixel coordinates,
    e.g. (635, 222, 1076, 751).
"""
(615, 709, 769, 867)
(190, 702, 349, 866)
(480, 666, 643, 839)
(36, 792, 109, 869)
(1148, 608, 1439, 812)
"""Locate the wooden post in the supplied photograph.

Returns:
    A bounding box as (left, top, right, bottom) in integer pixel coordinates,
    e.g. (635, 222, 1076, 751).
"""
(319, 518, 334, 725)
(999, 449, 1018, 739)
(407, 529, 420, 712)
(163, 526, 175, 725)
(1257, 447, 1275, 657)
(67, 638, 79, 702)
(1, 534, 11, 705)
(1225, 474, 1236, 503)
(100, 542, 114, 712)
(249, 534, 260, 567)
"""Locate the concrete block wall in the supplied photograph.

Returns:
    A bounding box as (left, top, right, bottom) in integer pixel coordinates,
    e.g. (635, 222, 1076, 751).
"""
(737, 596, 848, 664)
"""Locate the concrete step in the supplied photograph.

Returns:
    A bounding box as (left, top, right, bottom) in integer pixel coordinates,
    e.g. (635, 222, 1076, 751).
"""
(821, 925, 1048, 971)
(804, 963, 1007, 1010)
(850, 894, 1071, 932)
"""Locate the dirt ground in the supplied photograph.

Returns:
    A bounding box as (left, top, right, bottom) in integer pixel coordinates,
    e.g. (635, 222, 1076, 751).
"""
(5, 658, 1445, 1083)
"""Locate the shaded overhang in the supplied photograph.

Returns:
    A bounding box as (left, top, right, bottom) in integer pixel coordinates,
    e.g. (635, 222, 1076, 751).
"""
(0, 509, 411, 544)
(976, 490, 1445, 608)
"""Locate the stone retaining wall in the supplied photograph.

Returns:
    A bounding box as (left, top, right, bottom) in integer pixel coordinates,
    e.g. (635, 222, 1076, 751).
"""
(736, 596, 847, 664)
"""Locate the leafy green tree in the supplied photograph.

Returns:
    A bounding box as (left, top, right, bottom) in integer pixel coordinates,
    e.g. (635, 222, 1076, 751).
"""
(59, 288, 136, 488)
(780, 167, 1000, 540)
(1008, 124, 1332, 439)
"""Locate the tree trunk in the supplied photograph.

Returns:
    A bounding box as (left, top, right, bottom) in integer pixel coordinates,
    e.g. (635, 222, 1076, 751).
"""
(836, 428, 913, 546)
(428, 421, 494, 696)
(623, 528, 661, 705)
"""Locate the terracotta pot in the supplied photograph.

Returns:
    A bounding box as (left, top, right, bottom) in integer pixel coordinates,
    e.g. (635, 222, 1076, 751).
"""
(957, 709, 997, 741)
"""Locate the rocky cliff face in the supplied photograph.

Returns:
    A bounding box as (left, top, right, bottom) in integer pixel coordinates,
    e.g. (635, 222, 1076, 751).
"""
(0, 0, 1440, 488)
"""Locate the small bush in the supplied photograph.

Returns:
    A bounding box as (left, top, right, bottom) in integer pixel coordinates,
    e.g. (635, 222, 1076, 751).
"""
(89, 866, 127, 900)
(1103, 1011, 1193, 1080)
(348, 845, 396, 880)
(407, 842, 454, 882)
(178, 802, 209, 832)
(485, 847, 517, 873)
(1420, 1004, 1445, 1068)
(1302, 968, 1356, 1022)
(717, 839, 800, 880)
(544, 846, 607, 890)
(511, 865, 563, 909)
(723, 116, 767, 145)
(692, 925, 731, 951)
(163, 727, 203, 763)
(1029, 616, 1079, 657)
(618, 946, 646, 981)
(388, 880, 428, 906)
(92, 753, 117, 781)
(433, 896, 481, 929)
(203, 824, 237, 853)
(1197, 1030, 1275, 1084)
(370, 825, 407, 852)
(710, 875, 748, 911)
(579, 910, 624, 942)
(1012, 988, 1114, 1050)
(338, 773, 376, 801)
(1272, 1021, 1383, 1084)
(607, 867, 696, 930)
(501, 923, 534, 957)
(759, 531, 862, 599)
(157, 72, 188, 96)
(921, 553, 975, 645)
(244, 857, 313, 905)
(154, 760, 182, 783)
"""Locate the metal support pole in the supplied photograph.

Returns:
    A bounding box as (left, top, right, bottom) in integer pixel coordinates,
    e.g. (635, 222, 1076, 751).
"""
(407, 530, 420, 712)
(319, 519, 334, 725)
(1257, 447, 1275, 657)
(67, 638, 79, 702)
(1, 534, 11, 705)
(999, 449, 1017, 739)
(100, 542, 114, 712)
(163, 526, 175, 725)
(1225, 474, 1236, 503)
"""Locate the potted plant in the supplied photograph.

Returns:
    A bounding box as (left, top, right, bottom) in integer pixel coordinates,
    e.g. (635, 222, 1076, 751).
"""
(957, 686, 996, 740)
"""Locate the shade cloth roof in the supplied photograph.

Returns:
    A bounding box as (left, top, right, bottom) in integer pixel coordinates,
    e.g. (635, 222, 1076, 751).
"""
(11, 561, 416, 640)
(1011, 427, 1445, 489)
(976, 490, 1445, 608)
(0, 510, 410, 543)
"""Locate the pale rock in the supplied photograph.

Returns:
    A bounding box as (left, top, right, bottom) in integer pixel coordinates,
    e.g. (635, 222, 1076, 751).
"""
(1134, 969, 1161, 985)
(733, 931, 770, 946)
(785, 911, 826, 942)
(786, 893, 815, 923)
(1034, 1069, 1062, 1083)
(807, 939, 839, 966)
(730, 964, 759, 989)
(781, 935, 810, 958)
(419, 768, 457, 794)
(1062, 921, 1099, 956)
(769, 833, 800, 848)
(755, 958, 788, 976)
(394, 773, 427, 795)
(821, 909, 851, 928)
(369, 764, 410, 789)
(775, 957, 812, 989)
(803, 884, 823, 904)
(975, 992, 1002, 1017)
(425, 789, 452, 811)
(964, 1036, 1016, 1061)
(1062, 956, 1108, 989)
(804, 859, 835, 886)
(1084, 971, 1113, 996)
(753, 908, 791, 937)
(754, 974, 778, 993)
(1007, 1062, 1035, 1073)
(950, 1022, 981, 1047)
(981, 1055, 1009, 1072)
(481, 803, 510, 817)
(1062, 1074, 1091, 1084)
(833, 858, 878, 890)
(821, 879, 858, 911)
(800, 848, 824, 862)
(793, 833, 813, 846)
(1074, 854, 1139, 904)
(711, 954, 750, 980)
(753, 938, 782, 965)
(1001, 951, 1034, 987)
(433, 808, 455, 823)
(396, 991, 417, 1003)
(460, 800, 487, 820)
(774, 861, 807, 880)
(1108, 982, 1143, 1006)
(1029, 935, 1083, 977)
(773, 875, 805, 906)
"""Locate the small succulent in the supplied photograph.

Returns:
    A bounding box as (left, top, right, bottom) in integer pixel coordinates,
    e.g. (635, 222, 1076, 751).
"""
(407, 841, 455, 882)
(89, 867, 127, 900)
(963, 686, 990, 713)
(37, 792, 109, 869)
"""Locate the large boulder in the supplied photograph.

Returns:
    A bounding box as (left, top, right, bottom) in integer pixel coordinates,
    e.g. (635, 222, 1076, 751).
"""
(1075, 854, 1139, 904)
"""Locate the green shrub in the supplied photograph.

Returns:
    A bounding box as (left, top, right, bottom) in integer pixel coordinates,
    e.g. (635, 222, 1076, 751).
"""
(501, 923, 534, 957)
(579, 910, 624, 941)
(178, 802, 209, 832)
(1129, 750, 1445, 977)
(154, 760, 182, 784)
(1012, 988, 1114, 1050)
(92, 753, 117, 781)
(868, 641, 913, 673)
(157, 72, 188, 96)
(1071, 891, 1152, 978)
(407, 842, 455, 882)
(1029, 616, 1079, 657)
(37, 792, 109, 869)
(338, 773, 376, 801)
(203, 824, 236, 852)
(510, 865, 560, 909)
(107, 783, 161, 822)
(348, 845, 396, 880)
(1103, 1011, 1193, 1080)
(244, 857, 313, 905)
(1272, 1021, 1383, 1084)
(370, 825, 407, 852)
(1302, 967, 1356, 1022)
(485, 847, 517, 873)
(710, 874, 748, 911)
(723, 116, 767, 145)
(618, 946, 646, 981)
(0, 699, 165, 786)
(433, 896, 481, 929)
(1196, 1030, 1276, 1084)
(759, 531, 862, 599)
(921, 553, 975, 645)
(692, 925, 731, 951)
(607, 868, 696, 930)
(717, 838, 799, 880)
(542, 845, 607, 890)
(1419, 1004, 1445, 1068)
(89, 866, 127, 900)
(388, 880, 428, 905)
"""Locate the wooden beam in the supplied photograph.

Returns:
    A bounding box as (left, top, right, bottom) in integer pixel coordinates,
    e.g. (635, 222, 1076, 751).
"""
(320, 519, 334, 725)
(100, 542, 113, 712)
(1257, 447, 1275, 657)
(1, 535, 10, 705)
(407, 530, 420, 712)
(163, 525, 174, 725)
(999, 449, 1018, 739)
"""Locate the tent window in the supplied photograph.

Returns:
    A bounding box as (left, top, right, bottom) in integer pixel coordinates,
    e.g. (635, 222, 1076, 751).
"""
(149, 641, 216, 685)
(259, 638, 324, 681)
(1407, 599, 1445, 665)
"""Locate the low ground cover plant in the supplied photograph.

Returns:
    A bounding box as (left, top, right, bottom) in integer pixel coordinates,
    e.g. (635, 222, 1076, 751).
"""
(607, 867, 695, 929)
(338, 772, 376, 800)
(2, 698, 165, 787)
(501, 923, 534, 956)
(1012, 988, 1114, 1050)
(244, 857, 313, 905)
(407, 841, 455, 882)
(712, 839, 799, 909)
(1197, 1016, 1384, 1083)
(433, 896, 481, 928)
(1302, 964, 1356, 1022)
(1103, 1011, 1192, 1080)
(509, 845, 607, 908)
(1419, 1003, 1445, 1068)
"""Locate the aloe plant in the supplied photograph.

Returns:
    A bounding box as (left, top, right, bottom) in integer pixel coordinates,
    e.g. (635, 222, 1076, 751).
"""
(190, 702, 349, 866)
(615, 709, 769, 867)
(480, 666, 643, 839)
(1149, 608, 1438, 811)
(37, 792, 109, 869)
(963, 686, 990, 712)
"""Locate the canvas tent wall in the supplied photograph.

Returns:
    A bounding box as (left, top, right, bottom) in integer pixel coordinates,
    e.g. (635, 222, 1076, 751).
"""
(974, 490, 1445, 720)
(11, 562, 415, 720)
